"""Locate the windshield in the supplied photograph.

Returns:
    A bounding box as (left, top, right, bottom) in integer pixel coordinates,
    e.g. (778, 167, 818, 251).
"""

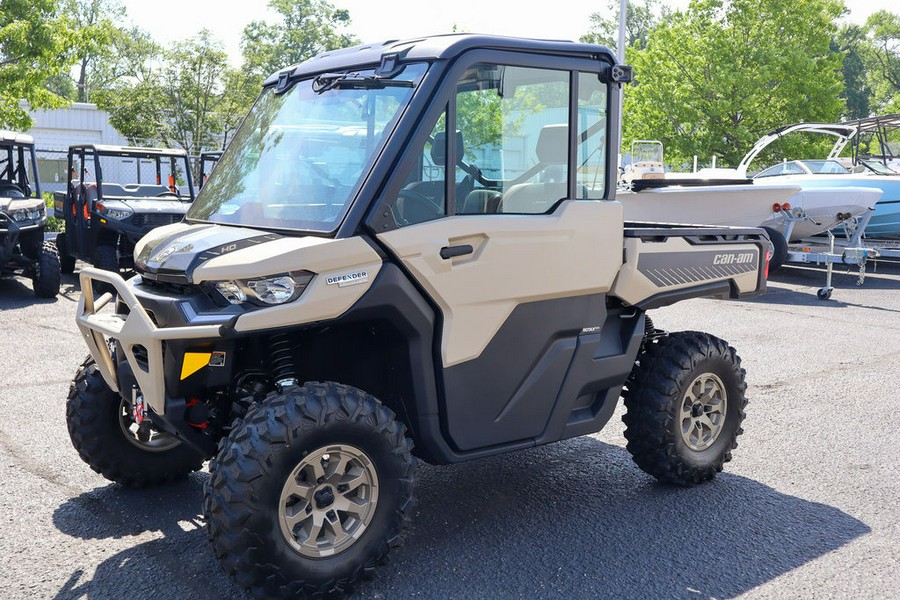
(858, 159, 898, 175)
(800, 160, 850, 174)
(188, 63, 428, 233)
(0, 143, 38, 199)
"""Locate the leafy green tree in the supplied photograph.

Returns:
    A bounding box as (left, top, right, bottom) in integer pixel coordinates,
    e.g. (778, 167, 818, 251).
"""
(65, 0, 122, 102)
(623, 0, 846, 168)
(866, 10, 900, 113)
(0, 0, 77, 129)
(580, 0, 667, 52)
(833, 23, 873, 119)
(241, 0, 359, 81)
(161, 30, 230, 157)
(217, 68, 260, 149)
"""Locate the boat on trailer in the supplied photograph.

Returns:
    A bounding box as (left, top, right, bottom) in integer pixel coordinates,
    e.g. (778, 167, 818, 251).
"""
(619, 141, 879, 242)
(732, 114, 900, 239)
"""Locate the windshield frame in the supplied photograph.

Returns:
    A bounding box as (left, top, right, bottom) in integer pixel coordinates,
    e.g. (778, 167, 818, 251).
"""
(185, 62, 429, 236)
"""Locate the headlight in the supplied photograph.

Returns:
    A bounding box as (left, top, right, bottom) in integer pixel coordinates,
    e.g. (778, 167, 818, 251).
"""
(214, 271, 314, 305)
(9, 208, 42, 222)
(96, 202, 133, 220)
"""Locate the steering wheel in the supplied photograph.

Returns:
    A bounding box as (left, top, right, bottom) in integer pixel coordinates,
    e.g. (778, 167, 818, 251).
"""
(396, 189, 444, 226)
(156, 191, 181, 198)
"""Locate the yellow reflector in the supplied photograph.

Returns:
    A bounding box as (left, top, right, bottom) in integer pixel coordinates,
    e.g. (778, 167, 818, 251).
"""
(181, 352, 211, 380)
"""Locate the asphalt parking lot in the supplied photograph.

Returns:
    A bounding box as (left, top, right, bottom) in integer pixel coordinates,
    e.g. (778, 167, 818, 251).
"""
(1, 260, 898, 600)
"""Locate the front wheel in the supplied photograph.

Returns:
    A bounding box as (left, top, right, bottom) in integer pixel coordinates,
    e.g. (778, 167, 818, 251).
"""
(204, 382, 417, 599)
(66, 356, 205, 487)
(623, 331, 747, 486)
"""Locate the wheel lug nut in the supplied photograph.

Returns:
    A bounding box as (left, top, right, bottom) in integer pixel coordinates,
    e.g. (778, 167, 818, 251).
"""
(305, 504, 312, 513)
(337, 484, 347, 492)
(326, 510, 336, 520)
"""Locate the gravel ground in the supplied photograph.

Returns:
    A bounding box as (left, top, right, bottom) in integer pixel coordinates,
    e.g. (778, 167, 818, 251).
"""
(0, 259, 898, 600)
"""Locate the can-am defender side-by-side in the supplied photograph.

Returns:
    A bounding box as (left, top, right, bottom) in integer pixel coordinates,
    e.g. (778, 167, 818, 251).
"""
(0, 131, 60, 297)
(54, 145, 196, 276)
(68, 35, 770, 598)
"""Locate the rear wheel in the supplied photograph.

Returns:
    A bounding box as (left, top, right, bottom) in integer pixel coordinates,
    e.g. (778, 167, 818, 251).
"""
(623, 331, 747, 486)
(204, 381, 416, 599)
(32, 242, 60, 298)
(66, 356, 205, 487)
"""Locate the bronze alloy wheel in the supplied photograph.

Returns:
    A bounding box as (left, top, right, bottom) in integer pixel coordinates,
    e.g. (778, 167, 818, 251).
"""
(679, 372, 728, 452)
(278, 444, 379, 558)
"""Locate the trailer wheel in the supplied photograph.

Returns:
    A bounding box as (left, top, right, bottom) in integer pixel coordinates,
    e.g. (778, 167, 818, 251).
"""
(56, 232, 76, 274)
(204, 382, 417, 599)
(32, 242, 61, 298)
(623, 331, 747, 486)
(66, 356, 205, 487)
(762, 226, 788, 272)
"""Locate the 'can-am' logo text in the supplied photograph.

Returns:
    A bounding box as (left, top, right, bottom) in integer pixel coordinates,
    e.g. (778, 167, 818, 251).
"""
(326, 271, 369, 287)
(713, 253, 755, 265)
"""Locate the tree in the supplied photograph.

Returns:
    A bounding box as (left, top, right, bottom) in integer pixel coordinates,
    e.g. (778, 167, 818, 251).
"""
(580, 0, 667, 52)
(0, 0, 77, 129)
(241, 0, 359, 81)
(833, 23, 873, 119)
(161, 30, 230, 157)
(866, 10, 900, 113)
(623, 0, 846, 168)
(65, 0, 122, 102)
(95, 30, 244, 157)
(216, 68, 260, 149)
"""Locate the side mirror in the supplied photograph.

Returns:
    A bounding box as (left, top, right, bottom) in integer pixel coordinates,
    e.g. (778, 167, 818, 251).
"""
(611, 65, 633, 84)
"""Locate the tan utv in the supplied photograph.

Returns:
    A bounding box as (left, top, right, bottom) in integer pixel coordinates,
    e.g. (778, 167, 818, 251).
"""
(0, 131, 60, 297)
(68, 35, 770, 599)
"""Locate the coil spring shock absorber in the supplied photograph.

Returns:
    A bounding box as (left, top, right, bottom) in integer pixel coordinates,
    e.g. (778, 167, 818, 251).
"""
(269, 333, 297, 390)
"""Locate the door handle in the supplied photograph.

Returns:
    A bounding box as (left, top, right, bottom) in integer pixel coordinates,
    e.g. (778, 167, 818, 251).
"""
(439, 244, 474, 260)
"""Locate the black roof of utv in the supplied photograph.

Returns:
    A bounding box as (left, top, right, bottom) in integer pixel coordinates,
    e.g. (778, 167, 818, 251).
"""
(263, 33, 618, 86)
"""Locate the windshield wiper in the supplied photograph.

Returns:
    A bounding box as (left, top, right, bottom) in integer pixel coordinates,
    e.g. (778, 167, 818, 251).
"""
(312, 72, 414, 93)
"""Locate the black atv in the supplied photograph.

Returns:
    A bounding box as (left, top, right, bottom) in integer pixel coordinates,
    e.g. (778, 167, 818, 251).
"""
(0, 131, 60, 298)
(54, 144, 196, 277)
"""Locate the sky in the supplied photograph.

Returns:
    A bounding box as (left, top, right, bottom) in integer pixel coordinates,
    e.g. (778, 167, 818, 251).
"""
(121, 0, 890, 66)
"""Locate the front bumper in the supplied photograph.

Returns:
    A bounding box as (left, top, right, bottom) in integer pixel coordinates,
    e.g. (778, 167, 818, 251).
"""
(76, 268, 225, 415)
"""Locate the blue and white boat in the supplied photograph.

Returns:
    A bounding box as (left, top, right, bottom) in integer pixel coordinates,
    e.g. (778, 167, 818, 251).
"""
(732, 115, 900, 239)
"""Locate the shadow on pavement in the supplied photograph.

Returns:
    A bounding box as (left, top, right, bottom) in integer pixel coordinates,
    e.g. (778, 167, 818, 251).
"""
(51, 438, 869, 600)
(0, 273, 82, 310)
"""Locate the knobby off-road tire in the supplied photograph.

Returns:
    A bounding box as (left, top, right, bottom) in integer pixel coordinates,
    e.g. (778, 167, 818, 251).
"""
(66, 356, 205, 487)
(623, 331, 747, 486)
(55, 232, 76, 274)
(204, 382, 417, 599)
(32, 242, 60, 298)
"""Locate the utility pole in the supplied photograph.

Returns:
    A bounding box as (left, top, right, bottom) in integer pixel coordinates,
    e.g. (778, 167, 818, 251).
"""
(617, 0, 627, 169)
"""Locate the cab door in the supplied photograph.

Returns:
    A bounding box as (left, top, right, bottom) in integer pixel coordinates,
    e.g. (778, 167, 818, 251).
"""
(374, 58, 623, 452)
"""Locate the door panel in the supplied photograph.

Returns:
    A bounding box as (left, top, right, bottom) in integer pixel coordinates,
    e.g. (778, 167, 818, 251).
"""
(378, 199, 624, 450)
(377, 199, 624, 367)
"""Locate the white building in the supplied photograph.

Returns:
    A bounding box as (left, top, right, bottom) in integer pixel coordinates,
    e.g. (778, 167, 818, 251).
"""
(23, 101, 129, 191)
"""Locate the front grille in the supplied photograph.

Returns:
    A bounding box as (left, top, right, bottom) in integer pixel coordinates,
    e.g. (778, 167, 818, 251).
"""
(131, 213, 183, 228)
(139, 276, 194, 296)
